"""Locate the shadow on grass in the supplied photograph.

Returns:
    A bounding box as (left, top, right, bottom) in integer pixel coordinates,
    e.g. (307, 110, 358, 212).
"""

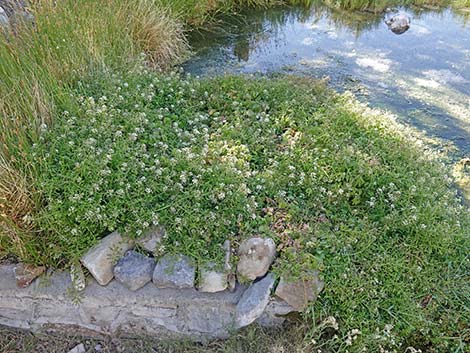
(0, 324, 310, 353)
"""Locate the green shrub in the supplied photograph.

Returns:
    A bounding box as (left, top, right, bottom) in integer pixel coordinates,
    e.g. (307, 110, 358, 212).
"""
(31, 69, 469, 350)
(1, 1, 469, 351)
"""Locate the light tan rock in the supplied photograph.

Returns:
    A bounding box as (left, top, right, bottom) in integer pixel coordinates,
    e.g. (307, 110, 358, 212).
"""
(81, 231, 133, 286)
(237, 238, 276, 281)
(198, 263, 227, 293)
(275, 272, 324, 311)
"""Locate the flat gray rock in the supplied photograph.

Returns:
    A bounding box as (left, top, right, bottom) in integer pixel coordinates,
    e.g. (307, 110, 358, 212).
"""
(81, 231, 133, 286)
(153, 254, 195, 289)
(235, 273, 275, 328)
(114, 250, 155, 291)
(237, 238, 276, 281)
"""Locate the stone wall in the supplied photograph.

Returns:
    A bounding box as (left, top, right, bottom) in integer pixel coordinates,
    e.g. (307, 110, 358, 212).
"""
(0, 264, 286, 341)
(0, 232, 324, 340)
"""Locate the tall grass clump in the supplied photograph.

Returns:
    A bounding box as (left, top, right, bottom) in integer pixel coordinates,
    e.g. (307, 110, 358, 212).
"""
(0, 0, 188, 262)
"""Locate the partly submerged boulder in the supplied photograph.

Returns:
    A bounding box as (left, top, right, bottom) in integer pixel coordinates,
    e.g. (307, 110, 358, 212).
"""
(385, 13, 411, 35)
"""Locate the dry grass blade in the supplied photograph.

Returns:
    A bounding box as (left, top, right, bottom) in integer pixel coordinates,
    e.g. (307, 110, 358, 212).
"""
(0, 156, 36, 260)
(127, 1, 190, 68)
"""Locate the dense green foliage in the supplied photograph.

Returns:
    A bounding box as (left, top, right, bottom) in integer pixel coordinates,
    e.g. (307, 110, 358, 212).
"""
(31, 67, 470, 351)
(1, 1, 469, 352)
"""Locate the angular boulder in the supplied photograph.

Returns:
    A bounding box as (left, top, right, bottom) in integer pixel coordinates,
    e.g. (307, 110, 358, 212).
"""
(237, 238, 276, 281)
(81, 231, 133, 286)
(114, 250, 155, 291)
(153, 254, 195, 289)
(275, 271, 324, 311)
(235, 273, 275, 328)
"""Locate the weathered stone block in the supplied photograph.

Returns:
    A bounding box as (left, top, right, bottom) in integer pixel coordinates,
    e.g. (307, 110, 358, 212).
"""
(114, 250, 155, 291)
(237, 238, 276, 281)
(198, 263, 227, 293)
(153, 254, 195, 289)
(185, 305, 235, 336)
(81, 231, 133, 286)
(235, 273, 275, 328)
(275, 272, 324, 311)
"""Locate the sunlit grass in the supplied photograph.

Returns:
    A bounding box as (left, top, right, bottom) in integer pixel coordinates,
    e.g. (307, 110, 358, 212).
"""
(27, 68, 470, 352)
(1, 1, 469, 351)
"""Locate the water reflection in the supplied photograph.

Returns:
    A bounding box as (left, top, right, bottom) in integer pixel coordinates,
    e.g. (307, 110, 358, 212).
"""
(184, 4, 470, 155)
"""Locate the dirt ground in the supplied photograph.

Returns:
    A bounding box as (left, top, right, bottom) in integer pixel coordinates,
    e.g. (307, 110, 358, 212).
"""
(0, 324, 310, 353)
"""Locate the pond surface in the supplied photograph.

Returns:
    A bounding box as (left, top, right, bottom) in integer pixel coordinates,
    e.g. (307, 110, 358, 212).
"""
(184, 5, 470, 156)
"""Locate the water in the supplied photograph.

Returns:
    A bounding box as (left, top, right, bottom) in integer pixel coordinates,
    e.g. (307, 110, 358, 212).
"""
(184, 5, 470, 156)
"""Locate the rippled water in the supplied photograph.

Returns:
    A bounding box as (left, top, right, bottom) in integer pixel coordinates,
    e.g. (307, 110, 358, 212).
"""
(184, 5, 470, 155)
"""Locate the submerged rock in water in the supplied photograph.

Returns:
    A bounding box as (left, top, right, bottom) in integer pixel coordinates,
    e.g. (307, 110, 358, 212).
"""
(385, 13, 411, 35)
